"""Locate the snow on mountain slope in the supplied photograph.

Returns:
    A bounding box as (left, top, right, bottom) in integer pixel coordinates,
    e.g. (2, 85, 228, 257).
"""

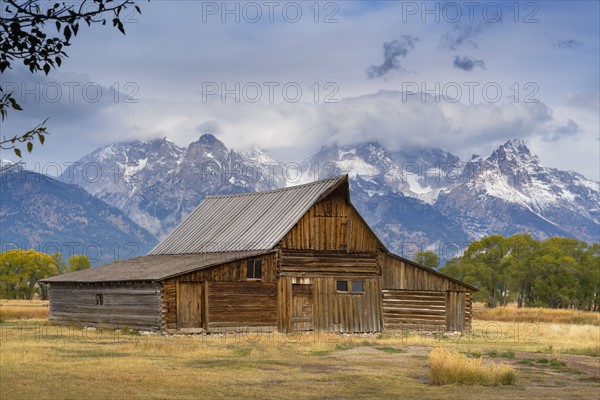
(59, 136, 599, 256)
(60, 134, 284, 238)
(436, 139, 599, 242)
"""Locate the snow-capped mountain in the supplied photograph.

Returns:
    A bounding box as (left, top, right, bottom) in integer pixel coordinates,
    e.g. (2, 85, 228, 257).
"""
(58, 135, 599, 258)
(435, 139, 599, 241)
(60, 135, 285, 238)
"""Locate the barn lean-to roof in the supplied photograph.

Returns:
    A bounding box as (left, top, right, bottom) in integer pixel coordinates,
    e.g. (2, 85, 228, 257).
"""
(41, 250, 274, 283)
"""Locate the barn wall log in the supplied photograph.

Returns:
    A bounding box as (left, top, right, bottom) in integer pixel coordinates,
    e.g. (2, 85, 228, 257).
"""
(382, 290, 447, 332)
(48, 282, 162, 330)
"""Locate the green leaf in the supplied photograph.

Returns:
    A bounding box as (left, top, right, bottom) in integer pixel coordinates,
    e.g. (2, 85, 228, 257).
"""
(27, 142, 33, 153)
(14, 148, 22, 158)
(9, 98, 22, 111)
(43, 63, 50, 75)
(39, 134, 45, 145)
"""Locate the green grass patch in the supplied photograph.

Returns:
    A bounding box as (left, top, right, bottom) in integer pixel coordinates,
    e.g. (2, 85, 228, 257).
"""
(562, 347, 600, 358)
(518, 359, 535, 365)
(231, 347, 252, 357)
(374, 346, 404, 354)
(54, 348, 130, 359)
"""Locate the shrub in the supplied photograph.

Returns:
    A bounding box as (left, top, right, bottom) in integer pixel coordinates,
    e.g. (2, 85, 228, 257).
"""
(429, 347, 517, 386)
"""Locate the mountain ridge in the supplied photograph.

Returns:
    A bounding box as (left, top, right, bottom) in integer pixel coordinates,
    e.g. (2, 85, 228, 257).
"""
(0, 167, 158, 265)
(54, 134, 599, 257)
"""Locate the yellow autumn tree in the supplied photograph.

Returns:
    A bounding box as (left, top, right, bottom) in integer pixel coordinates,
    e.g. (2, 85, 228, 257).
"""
(0, 249, 59, 299)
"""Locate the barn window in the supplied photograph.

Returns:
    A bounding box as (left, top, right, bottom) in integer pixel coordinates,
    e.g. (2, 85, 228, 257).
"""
(336, 280, 364, 294)
(247, 259, 262, 280)
(352, 281, 364, 293)
(95, 294, 104, 306)
(336, 280, 348, 292)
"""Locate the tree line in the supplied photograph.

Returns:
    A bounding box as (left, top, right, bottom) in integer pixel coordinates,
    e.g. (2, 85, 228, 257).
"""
(0, 249, 90, 299)
(438, 235, 600, 311)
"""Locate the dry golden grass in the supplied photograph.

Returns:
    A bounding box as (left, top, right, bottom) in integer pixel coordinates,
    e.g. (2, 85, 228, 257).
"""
(0, 300, 48, 320)
(1, 314, 599, 399)
(429, 347, 517, 386)
(1, 319, 599, 399)
(474, 305, 600, 326)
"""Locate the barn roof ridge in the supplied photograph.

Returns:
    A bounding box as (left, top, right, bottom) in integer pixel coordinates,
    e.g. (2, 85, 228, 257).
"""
(205, 174, 347, 199)
(149, 174, 351, 255)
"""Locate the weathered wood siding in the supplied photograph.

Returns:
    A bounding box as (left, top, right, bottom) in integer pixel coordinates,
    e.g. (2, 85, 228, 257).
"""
(278, 250, 382, 333)
(446, 291, 465, 332)
(168, 252, 277, 283)
(381, 254, 474, 332)
(48, 282, 162, 330)
(162, 253, 277, 331)
(279, 250, 379, 277)
(382, 253, 469, 291)
(382, 290, 446, 331)
(208, 282, 277, 329)
(281, 190, 381, 252)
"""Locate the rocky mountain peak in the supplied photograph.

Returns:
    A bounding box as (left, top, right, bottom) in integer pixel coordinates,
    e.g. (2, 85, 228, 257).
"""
(491, 139, 540, 166)
(55, 135, 598, 253)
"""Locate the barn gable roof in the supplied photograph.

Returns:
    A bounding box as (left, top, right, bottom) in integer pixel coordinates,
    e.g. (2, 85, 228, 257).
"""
(150, 175, 371, 255)
(41, 250, 273, 283)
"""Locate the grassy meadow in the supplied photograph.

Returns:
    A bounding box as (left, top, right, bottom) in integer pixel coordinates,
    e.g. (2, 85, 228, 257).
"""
(0, 300, 598, 399)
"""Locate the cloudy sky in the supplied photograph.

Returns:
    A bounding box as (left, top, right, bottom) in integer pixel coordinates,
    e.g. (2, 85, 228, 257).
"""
(3, 0, 599, 180)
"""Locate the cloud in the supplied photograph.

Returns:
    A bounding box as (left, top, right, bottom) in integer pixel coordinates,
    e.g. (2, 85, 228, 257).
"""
(541, 119, 581, 142)
(453, 55, 486, 71)
(195, 120, 221, 135)
(366, 35, 418, 79)
(440, 22, 489, 50)
(553, 39, 584, 49)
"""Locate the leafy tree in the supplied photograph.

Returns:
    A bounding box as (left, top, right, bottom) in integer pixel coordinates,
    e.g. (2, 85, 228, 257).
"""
(441, 234, 599, 310)
(50, 252, 67, 274)
(0, 249, 59, 299)
(461, 235, 511, 307)
(581, 243, 600, 311)
(0, 0, 143, 167)
(504, 234, 539, 307)
(531, 254, 577, 308)
(413, 250, 440, 269)
(67, 254, 91, 272)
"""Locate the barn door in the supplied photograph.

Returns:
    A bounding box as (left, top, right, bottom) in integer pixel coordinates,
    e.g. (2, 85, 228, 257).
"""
(291, 284, 313, 331)
(446, 291, 465, 332)
(177, 282, 203, 329)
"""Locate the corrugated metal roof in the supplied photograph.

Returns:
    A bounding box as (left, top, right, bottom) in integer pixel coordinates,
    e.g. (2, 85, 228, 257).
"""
(41, 250, 273, 283)
(150, 175, 348, 255)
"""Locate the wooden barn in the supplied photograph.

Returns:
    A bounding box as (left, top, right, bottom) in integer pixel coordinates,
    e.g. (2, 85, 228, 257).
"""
(42, 175, 476, 333)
